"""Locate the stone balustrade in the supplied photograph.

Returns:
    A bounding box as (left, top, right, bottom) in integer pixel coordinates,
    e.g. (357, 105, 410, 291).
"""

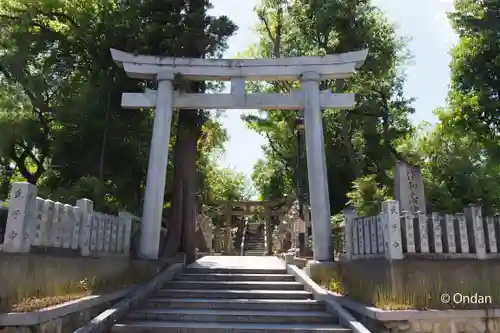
(0, 182, 132, 257)
(342, 200, 499, 260)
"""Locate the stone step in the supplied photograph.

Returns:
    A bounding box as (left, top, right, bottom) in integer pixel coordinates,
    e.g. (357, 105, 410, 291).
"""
(126, 308, 336, 324)
(143, 298, 325, 311)
(167, 281, 304, 290)
(112, 321, 349, 333)
(184, 268, 287, 275)
(155, 289, 313, 300)
(175, 273, 295, 282)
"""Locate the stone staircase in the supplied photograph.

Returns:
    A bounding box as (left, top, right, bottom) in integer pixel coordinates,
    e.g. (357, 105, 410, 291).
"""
(111, 266, 350, 332)
(243, 222, 266, 256)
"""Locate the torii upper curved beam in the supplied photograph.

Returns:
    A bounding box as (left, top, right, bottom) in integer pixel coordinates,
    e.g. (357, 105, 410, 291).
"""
(110, 48, 369, 81)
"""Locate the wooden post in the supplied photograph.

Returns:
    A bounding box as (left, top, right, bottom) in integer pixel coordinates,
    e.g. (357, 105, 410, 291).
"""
(265, 206, 273, 255)
(224, 202, 232, 254)
(214, 222, 221, 253)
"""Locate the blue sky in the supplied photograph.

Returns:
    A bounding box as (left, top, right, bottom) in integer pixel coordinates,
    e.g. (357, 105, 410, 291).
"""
(209, 0, 458, 179)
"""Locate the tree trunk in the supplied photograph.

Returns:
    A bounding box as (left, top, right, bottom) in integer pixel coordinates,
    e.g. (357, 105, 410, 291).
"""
(180, 110, 200, 264)
(162, 108, 202, 260)
(336, 80, 363, 178)
(161, 117, 186, 257)
(162, 0, 207, 260)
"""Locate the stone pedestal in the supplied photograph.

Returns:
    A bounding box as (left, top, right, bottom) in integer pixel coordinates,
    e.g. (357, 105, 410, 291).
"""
(303, 260, 339, 279)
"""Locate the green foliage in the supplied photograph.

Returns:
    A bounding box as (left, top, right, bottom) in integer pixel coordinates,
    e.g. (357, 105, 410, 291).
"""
(446, 0, 500, 140)
(250, 0, 500, 220)
(203, 162, 254, 202)
(396, 109, 500, 214)
(346, 175, 391, 216)
(0, 0, 239, 215)
(247, 0, 414, 213)
(252, 158, 293, 200)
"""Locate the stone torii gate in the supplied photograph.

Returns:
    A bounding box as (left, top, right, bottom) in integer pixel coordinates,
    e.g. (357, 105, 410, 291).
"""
(110, 48, 368, 261)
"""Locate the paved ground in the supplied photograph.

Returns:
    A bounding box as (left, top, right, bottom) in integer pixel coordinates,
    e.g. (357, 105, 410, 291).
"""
(188, 256, 285, 270)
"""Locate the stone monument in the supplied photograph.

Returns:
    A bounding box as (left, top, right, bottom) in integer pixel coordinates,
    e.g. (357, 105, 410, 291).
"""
(394, 161, 426, 214)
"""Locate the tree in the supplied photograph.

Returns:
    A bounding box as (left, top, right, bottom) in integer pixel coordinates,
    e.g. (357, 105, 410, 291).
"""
(446, 0, 500, 149)
(395, 109, 500, 215)
(0, 0, 157, 211)
(0, 0, 238, 261)
(203, 163, 253, 202)
(247, 0, 414, 214)
(155, 0, 237, 262)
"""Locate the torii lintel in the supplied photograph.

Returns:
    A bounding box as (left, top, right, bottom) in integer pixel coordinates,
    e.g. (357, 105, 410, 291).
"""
(110, 48, 369, 81)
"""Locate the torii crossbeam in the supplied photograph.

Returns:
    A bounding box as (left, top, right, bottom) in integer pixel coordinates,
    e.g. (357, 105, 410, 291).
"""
(110, 48, 368, 261)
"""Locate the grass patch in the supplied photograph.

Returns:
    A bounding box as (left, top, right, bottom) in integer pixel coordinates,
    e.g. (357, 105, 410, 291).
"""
(312, 261, 500, 310)
(0, 266, 158, 313)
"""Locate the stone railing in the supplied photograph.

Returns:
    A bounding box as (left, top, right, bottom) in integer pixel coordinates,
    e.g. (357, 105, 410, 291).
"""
(342, 200, 500, 261)
(0, 182, 133, 257)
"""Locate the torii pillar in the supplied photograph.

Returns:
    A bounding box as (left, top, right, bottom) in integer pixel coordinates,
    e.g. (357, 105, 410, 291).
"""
(110, 48, 368, 261)
(139, 71, 174, 259)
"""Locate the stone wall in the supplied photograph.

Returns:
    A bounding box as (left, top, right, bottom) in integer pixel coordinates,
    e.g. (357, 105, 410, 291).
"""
(335, 259, 500, 308)
(346, 309, 498, 333)
(383, 318, 497, 333)
(0, 252, 165, 304)
(0, 298, 115, 333)
(324, 290, 500, 333)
